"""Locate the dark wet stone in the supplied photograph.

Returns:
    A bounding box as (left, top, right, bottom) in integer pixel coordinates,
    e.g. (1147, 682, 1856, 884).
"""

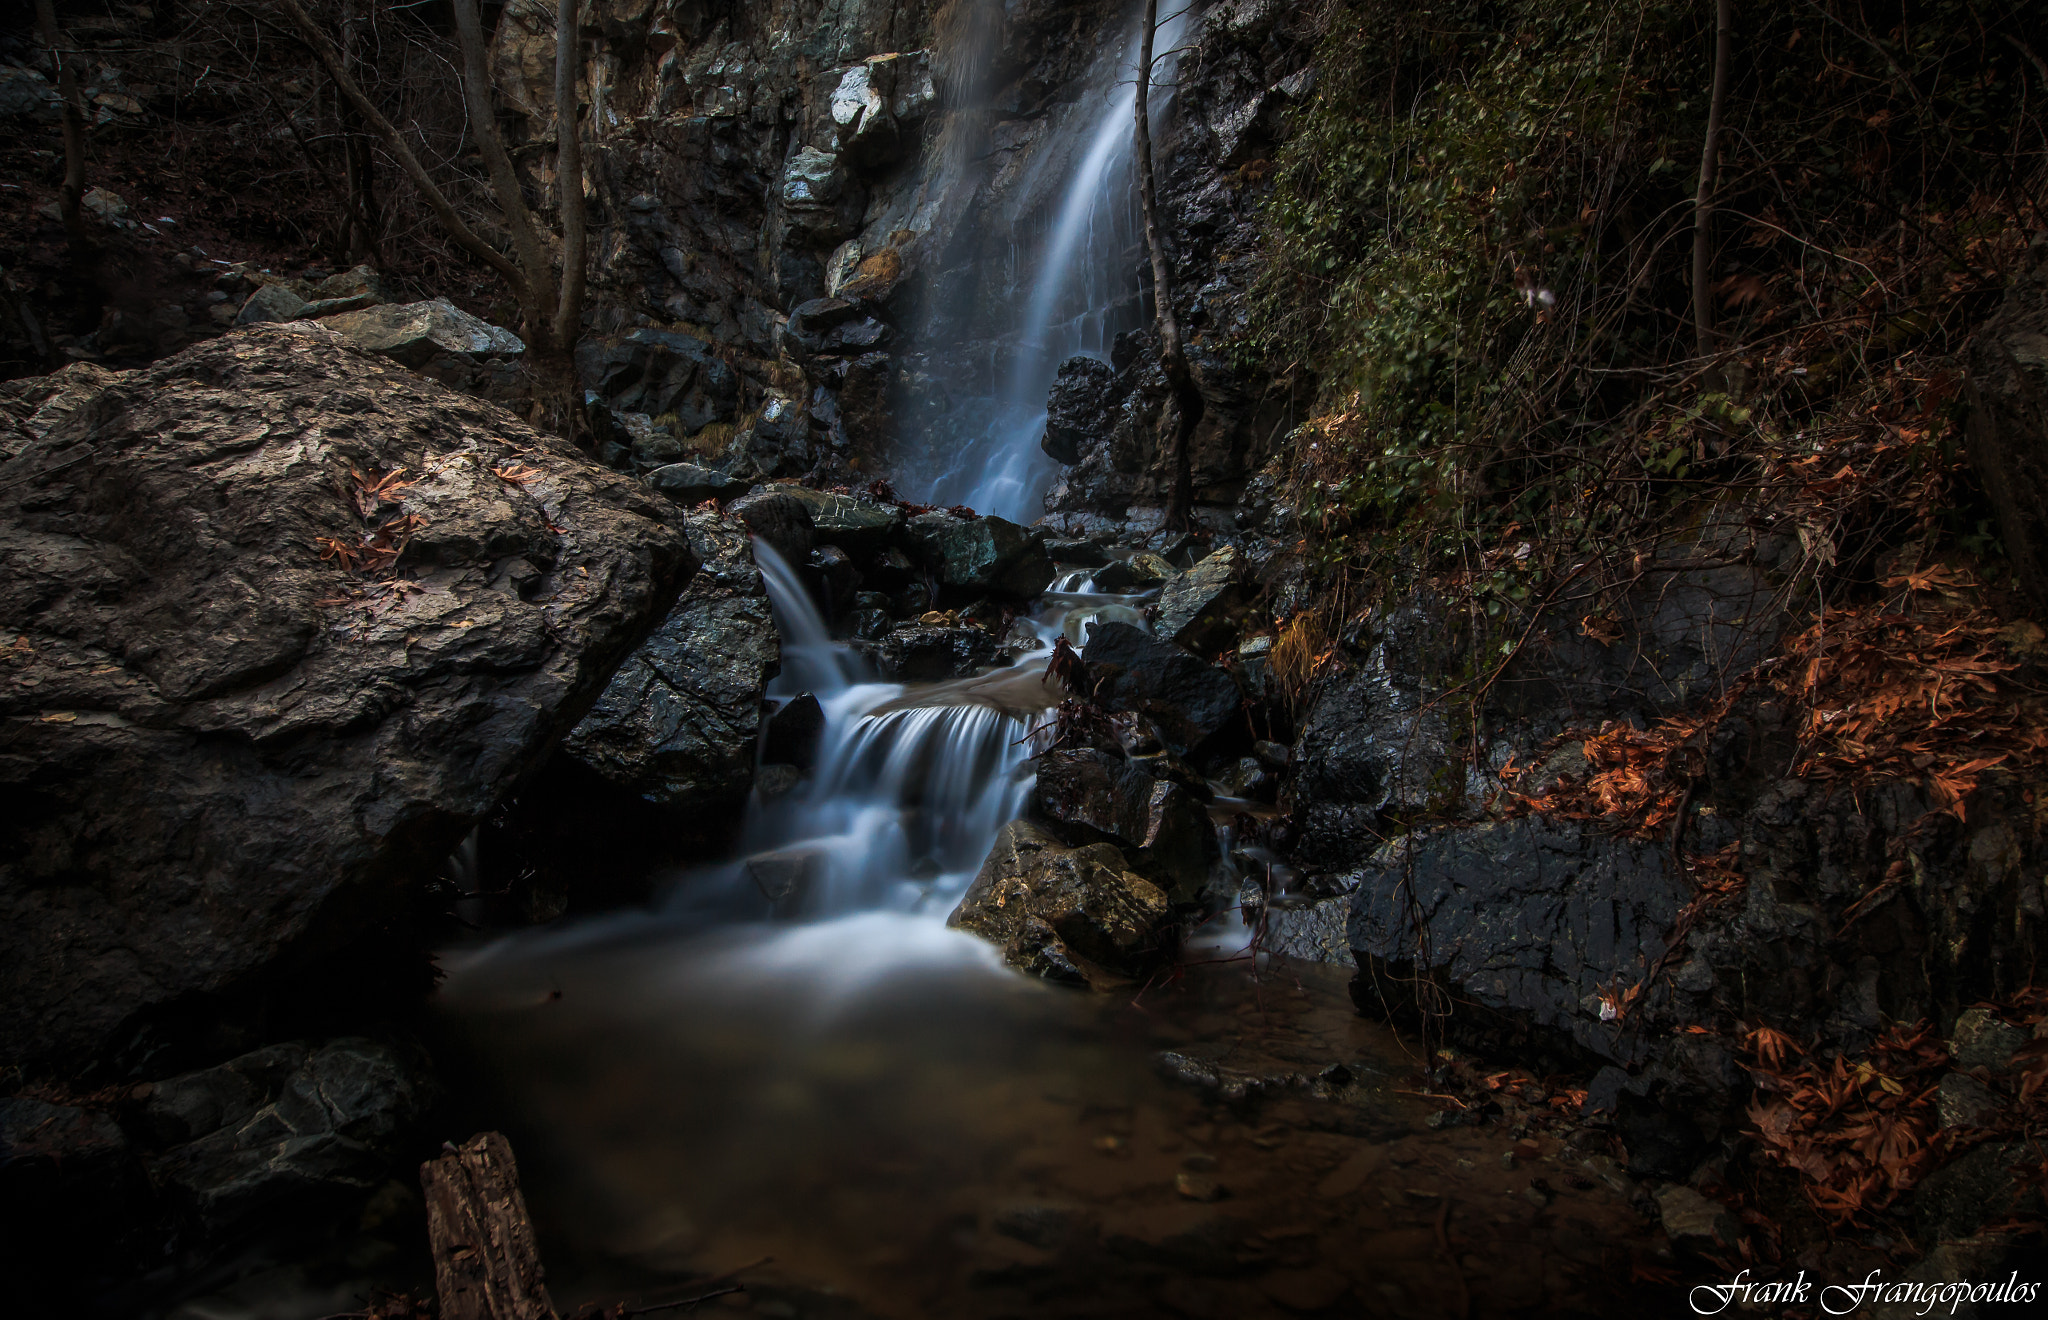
(764, 693, 825, 772)
(577, 327, 738, 433)
(1080, 622, 1242, 755)
(867, 623, 1002, 682)
(1033, 748, 1216, 903)
(1154, 545, 1247, 652)
(142, 1038, 425, 1240)
(729, 488, 816, 562)
(1043, 537, 1109, 568)
(903, 510, 1053, 596)
(1913, 1142, 2042, 1242)
(1042, 356, 1125, 464)
(949, 821, 1171, 984)
(1344, 818, 1692, 1065)
(646, 461, 750, 505)
(1090, 553, 1174, 593)
(560, 512, 779, 811)
(775, 485, 904, 553)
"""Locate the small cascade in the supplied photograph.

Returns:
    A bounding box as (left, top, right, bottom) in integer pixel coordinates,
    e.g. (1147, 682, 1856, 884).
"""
(693, 537, 1046, 921)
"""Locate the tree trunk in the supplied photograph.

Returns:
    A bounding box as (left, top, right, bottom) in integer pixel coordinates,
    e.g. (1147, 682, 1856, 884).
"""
(33, 0, 91, 256)
(337, 0, 382, 265)
(421, 1132, 558, 1320)
(278, 0, 528, 296)
(1692, 0, 1733, 367)
(452, 0, 553, 346)
(544, 0, 589, 440)
(1133, 0, 1201, 530)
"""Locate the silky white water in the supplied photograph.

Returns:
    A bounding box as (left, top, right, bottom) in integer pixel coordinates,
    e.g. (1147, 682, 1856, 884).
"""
(916, 4, 1189, 524)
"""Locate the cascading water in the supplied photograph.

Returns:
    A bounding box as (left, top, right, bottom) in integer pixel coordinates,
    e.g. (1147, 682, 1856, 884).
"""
(914, 3, 1189, 523)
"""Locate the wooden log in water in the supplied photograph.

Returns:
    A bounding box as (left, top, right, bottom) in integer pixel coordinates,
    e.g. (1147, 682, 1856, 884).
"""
(421, 1131, 559, 1320)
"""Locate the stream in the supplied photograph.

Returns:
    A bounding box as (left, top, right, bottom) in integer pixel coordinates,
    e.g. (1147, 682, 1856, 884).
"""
(425, 9, 1662, 1316)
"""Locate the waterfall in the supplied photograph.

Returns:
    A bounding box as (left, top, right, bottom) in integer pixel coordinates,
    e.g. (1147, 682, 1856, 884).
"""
(914, 2, 1189, 524)
(696, 538, 1045, 922)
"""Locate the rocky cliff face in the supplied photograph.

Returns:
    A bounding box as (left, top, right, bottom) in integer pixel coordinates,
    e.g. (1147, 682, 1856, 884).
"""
(482, 0, 1310, 531)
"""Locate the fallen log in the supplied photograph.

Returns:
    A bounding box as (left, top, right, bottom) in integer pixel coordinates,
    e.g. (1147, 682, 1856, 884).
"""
(421, 1131, 559, 1320)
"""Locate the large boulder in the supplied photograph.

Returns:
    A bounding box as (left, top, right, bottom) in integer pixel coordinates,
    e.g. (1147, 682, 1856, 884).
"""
(558, 511, 779, 811)
(1344, 818, 1692, 1066)
(949, 821, 1171, 986)
(0, 324, 692, 1068)
(728, 488, 816, 563)
(1080, 622, 1241, 754)
(321, 297, 526, 365)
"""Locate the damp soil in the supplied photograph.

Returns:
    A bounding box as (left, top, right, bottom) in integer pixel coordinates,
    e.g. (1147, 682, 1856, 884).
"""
(432, 918, 1671, 1319)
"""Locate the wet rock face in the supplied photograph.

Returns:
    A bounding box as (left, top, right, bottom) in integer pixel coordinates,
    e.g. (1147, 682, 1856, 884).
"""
(1289, 603, 1461, 871)
(559, 512, 779, 811)
(1344, 818, 1693, 1067)
(729, 488, 816, 563)
(1042, 356, 1126, 465)
(0, 325, 692, 1069)
(949, 820, 1172, 986)
(577, 328, 741, 437)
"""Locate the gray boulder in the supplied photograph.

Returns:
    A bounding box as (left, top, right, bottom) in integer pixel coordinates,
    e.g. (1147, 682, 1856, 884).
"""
(559, 511, 779, 811)
(0, 324, 691, 1068)
(1344, 818, 1692, 1065)
(322, 297, 525, 365)
(949, 820, 1172, 985)
(1154, 545, 1247, 652)
(1080, 622, 1241, 754)
(234, 282, 311, 326)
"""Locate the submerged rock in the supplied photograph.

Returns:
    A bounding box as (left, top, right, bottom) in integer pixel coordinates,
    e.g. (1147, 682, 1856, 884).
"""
(560, 511, 779, 812)
(949, 820, 1171, 985)
(0, 324, 691, 1068)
